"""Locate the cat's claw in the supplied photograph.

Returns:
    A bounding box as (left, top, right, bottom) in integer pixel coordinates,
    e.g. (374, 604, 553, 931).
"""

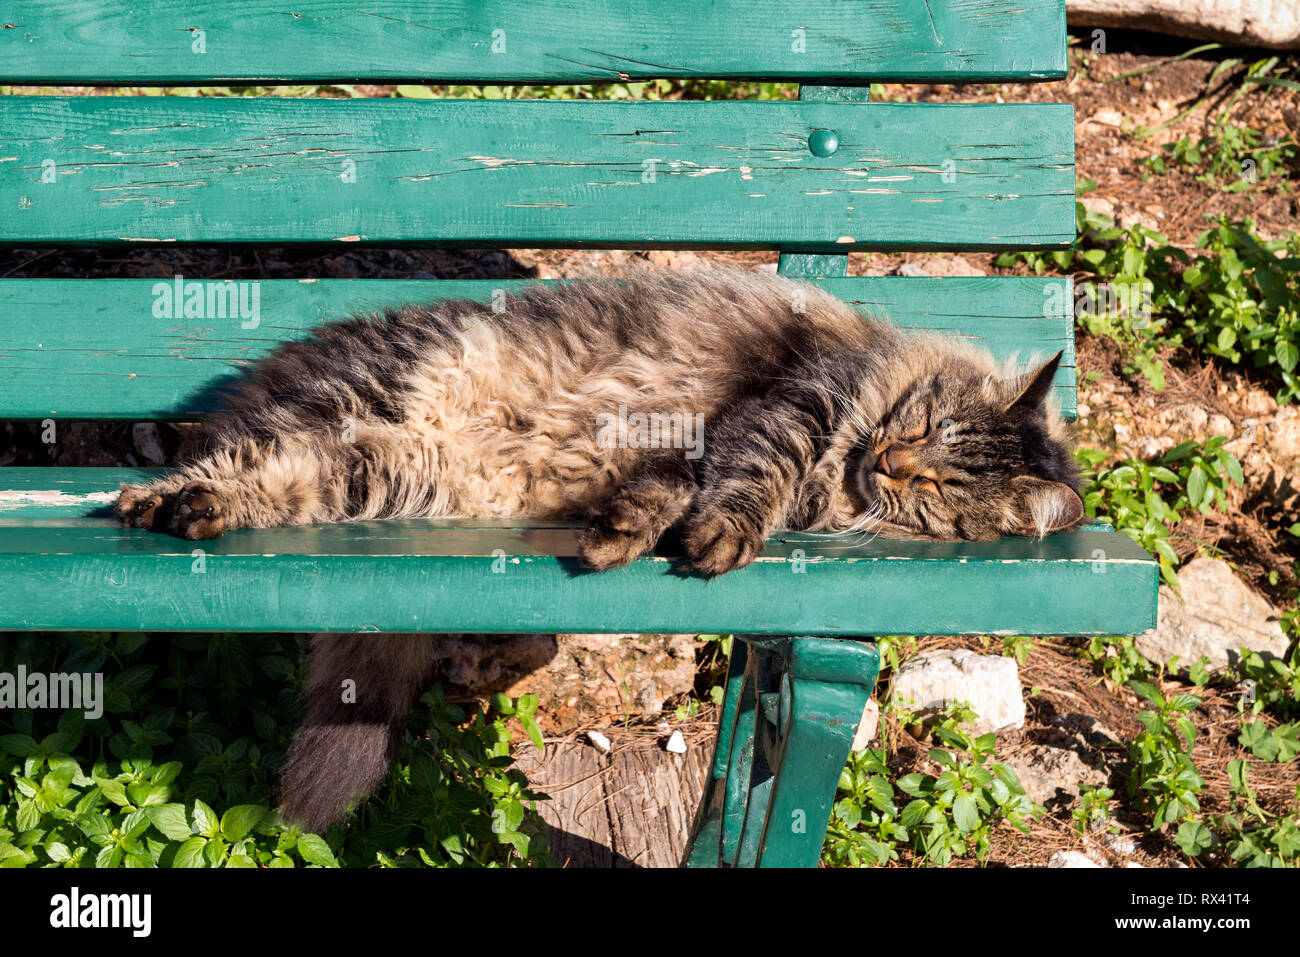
(682, 509, 765, 577)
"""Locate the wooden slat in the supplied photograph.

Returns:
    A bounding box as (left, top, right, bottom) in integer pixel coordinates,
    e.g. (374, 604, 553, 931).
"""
(0, 97, 1075, 249)
(0, 277, 1077, 420)
(0, 492, 1157, 635)
(0, 1, 1067, 84)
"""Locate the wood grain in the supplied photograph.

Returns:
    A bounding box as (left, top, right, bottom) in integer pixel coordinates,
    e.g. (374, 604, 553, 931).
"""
(0, 0, 1068, 84)
(0, 97, 1074, 248)
(0, 277, 1078, 419)
(0, 495, 1157, 635)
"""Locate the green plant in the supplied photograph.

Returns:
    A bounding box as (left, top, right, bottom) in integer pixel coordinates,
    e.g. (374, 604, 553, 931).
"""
(1238, 719, 1300, 763)
(1126, 680, 1205, 830)
(822, 747, 908, 867)
(1235, 645, 1300, 719)
(1144, 124, 1296, 192)
(1073, 784, 1120, 836)
(1176, 760, 1300, 866)
(1076, 437, 1242, 587)
(1080, 634, 1155, 687)
(0, 633, 554, 868)
(1001, 635, 1037, 665)
(823, 720, 1041, 867)
(999, 192, 1300, 402)
(675, 634, 732, 720)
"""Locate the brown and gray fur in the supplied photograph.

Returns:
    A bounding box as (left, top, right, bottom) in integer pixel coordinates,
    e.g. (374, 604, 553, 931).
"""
(114, 267, 1083, 830)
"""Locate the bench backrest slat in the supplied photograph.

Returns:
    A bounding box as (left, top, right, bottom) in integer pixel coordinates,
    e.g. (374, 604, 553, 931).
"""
(0, 0, 1067, 84)
(1, 98, 1074, 250)
(0, 2, 1078, 427)
(0, 277, 1076, 420)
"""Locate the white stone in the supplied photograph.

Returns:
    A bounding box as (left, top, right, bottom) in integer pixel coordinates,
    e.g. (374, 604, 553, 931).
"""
(586, 730, 611, 753)
(889, 649, 1025, 735)
(851, 699, 880, 751)
(664, 730, 687, 754)
(1049, 850, 1103, 868)
(1136, 558, 1289, 674)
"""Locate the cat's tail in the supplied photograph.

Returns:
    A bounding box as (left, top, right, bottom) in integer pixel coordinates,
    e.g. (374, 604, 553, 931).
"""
(279, 634, 437, 832)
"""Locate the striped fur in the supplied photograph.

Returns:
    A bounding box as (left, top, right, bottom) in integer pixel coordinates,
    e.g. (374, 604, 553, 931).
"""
(113, 266, 1082, 829)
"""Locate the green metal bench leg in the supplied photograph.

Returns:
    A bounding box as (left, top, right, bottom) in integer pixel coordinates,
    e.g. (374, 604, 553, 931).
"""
(683, 636, 880, 868)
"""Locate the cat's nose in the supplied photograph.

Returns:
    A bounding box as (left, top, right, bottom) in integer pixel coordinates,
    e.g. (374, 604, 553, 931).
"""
(875, 446, 915, 478)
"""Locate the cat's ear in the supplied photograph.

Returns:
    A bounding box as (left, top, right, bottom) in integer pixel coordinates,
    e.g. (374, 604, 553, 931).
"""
(1006, 351, 1063, 415)
(1009, 476, 1083, 536)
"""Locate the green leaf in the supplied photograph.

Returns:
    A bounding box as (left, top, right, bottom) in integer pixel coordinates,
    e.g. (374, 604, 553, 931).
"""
(1278, 339, 1299, 372)
(147, 804, 193, 841)
(1186, 466, 1208, 508)
(220, 805, 268, 843)
(1175, 819, 1215, 856)
(297, 834, 339, 867)
(952, 793, 980, 833)
(191, 799, 219, 838)
(518, 715, 545, 753)
(173, 837, 208, 868)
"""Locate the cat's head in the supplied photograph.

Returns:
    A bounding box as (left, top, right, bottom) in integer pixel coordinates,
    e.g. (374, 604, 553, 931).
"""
(853, 351, 1083, 541)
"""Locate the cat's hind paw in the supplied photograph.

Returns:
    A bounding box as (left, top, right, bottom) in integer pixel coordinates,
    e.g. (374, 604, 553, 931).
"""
(164, 483, 232, 540)
(115, 483, 167, 531)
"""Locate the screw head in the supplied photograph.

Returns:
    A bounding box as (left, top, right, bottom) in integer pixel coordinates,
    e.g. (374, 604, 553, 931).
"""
(808, 129, 839, 157)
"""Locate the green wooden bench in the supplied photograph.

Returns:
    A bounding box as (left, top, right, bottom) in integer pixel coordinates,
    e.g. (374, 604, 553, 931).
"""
(0, 0, 1157, 867)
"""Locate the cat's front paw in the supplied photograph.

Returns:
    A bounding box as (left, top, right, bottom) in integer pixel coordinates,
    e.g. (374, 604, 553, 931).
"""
(577, 497, 659, 571)
(115, 484, 167, 530)
(682, 508, 765, 576)
(165, 483, 232, 540)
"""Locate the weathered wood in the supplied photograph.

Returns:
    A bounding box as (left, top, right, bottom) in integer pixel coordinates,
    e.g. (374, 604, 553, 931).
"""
(0, 499, 1158, 635)
(0, 97, 1075, 250)
(0, 277, 1079, 420)
(0, 0, 1069, 84)
(511, 734, 710, 868)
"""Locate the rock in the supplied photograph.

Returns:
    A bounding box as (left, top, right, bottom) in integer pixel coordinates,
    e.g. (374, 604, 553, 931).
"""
(1206, 414, 1234, 440)
(999, 745, 1107, 806)
(1088, 109, 1125, 128)
(131, 423, 167, 466)
(895, 255, 986, 278)
(586, 731, 612, 753)
(1270, 406, 1300, 463)
(1155, 403, 1208, 437)
(428, 633, 700, 733)
(851, 699, 880, 751)
(1136, 558, 1289, 674)
(1101, 833, 1138, 857)
(1066, 0, 1300, 52)
(665, 730, 687, 754)
(643, 249, 710, 271)
(1049, 850, 1103, 868)
(1080, 195, 1115, 220)
(889, 649, 1025, 735)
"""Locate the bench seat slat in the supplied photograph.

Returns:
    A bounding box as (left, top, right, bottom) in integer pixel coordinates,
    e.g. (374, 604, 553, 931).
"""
(0, 277, 1077, 420)
(0, 97, 1074, 249)
(0, 467, 1156, 635)
(0, 0, 1067, 85)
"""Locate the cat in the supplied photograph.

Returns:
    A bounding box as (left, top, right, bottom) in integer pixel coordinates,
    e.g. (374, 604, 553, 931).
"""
(114, 266, 1083, 829)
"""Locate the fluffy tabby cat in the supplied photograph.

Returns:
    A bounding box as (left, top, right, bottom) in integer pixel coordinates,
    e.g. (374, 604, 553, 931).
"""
(114, 267, 1083, 829)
